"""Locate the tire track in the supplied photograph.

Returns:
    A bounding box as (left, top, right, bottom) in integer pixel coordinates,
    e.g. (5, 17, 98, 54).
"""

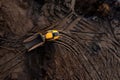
(55, 40, 93, 80)
(69, 17, 120, 68)
(61, 30, 120, 79)
(98, 19, 120, 62)
(73, 18, 98, 33)
(0, 45, 26, 65)
(61, 13, 79, 31)
(0, 46, 26, 76)
(58, 31, 102, 80)
(0, 46, 18, 65)
(42, 11, 73, 31)
(31, 11, 72, 33)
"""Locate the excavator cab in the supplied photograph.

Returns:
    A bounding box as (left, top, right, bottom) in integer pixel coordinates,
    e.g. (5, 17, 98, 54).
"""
(45, 30, 60, 40)
(23, 30, 60, 51)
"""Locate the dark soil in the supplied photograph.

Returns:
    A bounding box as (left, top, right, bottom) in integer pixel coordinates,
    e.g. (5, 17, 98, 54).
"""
(0, 0, 120, 80)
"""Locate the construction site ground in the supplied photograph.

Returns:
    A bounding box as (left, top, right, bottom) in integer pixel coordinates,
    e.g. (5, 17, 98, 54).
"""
(0, 0, 120, 80)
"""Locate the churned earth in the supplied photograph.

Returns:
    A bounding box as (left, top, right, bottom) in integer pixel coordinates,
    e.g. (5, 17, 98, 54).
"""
(0, 0, 120, 80)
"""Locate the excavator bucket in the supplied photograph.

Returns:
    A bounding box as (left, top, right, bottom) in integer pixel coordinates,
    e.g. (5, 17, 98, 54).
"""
(23, 33, 45, 51)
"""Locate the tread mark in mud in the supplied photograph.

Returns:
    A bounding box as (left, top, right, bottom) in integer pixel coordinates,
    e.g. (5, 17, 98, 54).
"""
(31, 11, 73, 32)
(63, 29, 120, 73)
(56, 39, 102, 80)
(55, 41, 93, 80)
(59, 32, 103, 79)
(0, 47, 26, 66)
(61, 31, 119, 79)
(78, 20, 96, 32)
(44, 11, 74, 30)
(61, 13, 79, 31)
(0, 47, 26, 76)
(69, 18, 120, 61)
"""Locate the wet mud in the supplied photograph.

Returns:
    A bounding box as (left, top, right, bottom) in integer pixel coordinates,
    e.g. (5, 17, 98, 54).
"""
(0, 0, 120, 80)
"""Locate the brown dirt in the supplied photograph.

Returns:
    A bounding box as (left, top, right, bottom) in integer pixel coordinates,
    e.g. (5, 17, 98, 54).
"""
(0, 0, 120, 80)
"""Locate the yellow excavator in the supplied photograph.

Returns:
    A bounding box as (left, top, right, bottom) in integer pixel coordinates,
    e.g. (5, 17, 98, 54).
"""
(23, 30, 60, 51)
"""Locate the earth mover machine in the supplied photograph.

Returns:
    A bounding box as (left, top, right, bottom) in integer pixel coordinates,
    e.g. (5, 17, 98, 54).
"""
(23, 30, 60, 51)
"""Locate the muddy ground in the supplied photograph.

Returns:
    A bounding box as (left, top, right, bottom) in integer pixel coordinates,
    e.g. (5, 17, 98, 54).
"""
(0, 0, 120, 80)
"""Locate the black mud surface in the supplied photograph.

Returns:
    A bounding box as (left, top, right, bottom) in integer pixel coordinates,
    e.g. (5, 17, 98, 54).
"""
(0, 0, 120, 80)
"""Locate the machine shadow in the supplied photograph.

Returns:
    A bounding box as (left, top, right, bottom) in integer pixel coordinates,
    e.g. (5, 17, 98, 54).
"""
(25, 41, 56, 79)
